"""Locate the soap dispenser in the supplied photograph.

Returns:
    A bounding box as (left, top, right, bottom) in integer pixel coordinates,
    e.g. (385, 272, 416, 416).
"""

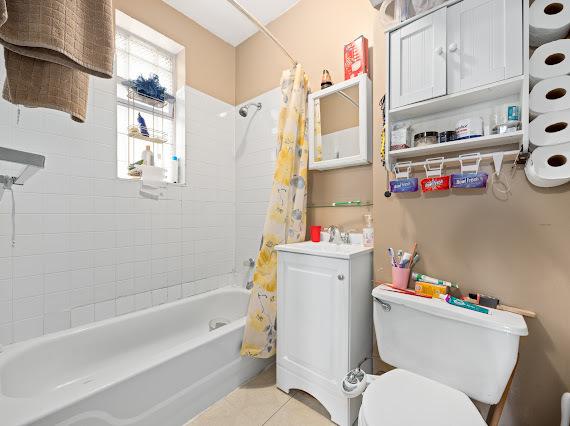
(363, 213, 374, 247)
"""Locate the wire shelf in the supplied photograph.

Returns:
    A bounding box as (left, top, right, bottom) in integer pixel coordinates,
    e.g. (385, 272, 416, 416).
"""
(126, 87, 173, 108)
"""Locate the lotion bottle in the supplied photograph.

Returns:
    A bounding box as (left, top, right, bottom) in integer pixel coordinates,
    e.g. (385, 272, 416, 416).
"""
(363, 213, 374, 247)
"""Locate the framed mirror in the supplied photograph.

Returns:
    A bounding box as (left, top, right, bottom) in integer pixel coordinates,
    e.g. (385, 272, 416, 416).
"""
(308, 73, 372, 170)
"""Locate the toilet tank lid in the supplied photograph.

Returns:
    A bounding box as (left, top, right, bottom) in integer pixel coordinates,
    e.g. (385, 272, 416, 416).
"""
(372, 286, 528, 336)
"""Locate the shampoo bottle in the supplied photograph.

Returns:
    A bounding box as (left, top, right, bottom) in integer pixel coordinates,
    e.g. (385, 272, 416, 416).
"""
(142, 145, 154, 166)
(170, 155, 179, 183)
(363, 214, 374, 247)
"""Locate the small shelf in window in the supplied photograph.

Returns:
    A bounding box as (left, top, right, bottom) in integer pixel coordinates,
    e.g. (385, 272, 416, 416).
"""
(126, 87, 174, 108)
(128, 125, 168, 144)
(308, 201, 373, 208)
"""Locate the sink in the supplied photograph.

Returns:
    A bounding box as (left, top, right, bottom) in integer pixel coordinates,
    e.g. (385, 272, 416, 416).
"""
(275, 241, 373, 259)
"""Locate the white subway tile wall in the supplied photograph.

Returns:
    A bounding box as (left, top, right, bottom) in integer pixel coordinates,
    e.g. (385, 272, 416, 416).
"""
(234, 88, 281, 283)
(0, 51, 236, 345)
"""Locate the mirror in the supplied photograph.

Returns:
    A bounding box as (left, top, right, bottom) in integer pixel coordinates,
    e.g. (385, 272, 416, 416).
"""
(309, 74, 371, 170)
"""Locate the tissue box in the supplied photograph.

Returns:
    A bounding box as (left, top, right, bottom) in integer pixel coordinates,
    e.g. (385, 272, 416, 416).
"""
(344, 36, 369, 80)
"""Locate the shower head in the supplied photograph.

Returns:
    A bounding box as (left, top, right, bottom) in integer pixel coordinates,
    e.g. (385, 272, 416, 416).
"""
(239, 102, 262, 117)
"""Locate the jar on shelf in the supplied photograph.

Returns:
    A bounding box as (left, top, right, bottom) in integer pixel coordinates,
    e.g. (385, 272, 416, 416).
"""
(413, 131, 438, 147)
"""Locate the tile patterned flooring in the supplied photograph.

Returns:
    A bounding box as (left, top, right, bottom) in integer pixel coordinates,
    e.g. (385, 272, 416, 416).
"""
(187, 364, 334, 426)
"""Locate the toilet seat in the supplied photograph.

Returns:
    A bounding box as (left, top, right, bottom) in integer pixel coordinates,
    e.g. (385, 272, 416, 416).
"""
(359, 369, 486, 426)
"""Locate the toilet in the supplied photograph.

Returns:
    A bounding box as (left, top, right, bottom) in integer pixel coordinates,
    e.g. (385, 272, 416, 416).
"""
(353, 286, 528, 425)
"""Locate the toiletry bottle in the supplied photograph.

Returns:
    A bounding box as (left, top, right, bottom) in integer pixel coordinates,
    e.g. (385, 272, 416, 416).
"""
(363, 214, 374, 247)
(142, 145, 154, 166)
(321, 70, 333, 89)
(170, 155, 179, 183)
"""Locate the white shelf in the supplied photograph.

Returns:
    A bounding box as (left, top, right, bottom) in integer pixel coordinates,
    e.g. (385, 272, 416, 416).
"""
(389, 76, 524, 121)
(390, 131, 523, 161)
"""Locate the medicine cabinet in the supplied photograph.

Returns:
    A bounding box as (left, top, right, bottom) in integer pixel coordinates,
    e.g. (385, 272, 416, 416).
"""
(308, 74, 372, 170)
(385, 0, 529, 171)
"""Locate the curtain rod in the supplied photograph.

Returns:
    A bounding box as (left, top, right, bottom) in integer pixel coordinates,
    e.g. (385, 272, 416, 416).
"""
(226, 0, 298, 65)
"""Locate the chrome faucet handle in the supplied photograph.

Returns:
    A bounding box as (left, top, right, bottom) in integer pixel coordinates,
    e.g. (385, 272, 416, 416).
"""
(326, 225, 338, 243)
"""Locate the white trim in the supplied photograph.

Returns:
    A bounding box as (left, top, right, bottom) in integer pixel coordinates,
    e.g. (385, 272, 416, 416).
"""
(116, 10, 184, 55)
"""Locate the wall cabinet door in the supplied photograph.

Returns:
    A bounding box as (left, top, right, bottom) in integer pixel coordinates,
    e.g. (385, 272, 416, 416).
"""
(447, 0, 522, 93)
(390, 7, 447, 108)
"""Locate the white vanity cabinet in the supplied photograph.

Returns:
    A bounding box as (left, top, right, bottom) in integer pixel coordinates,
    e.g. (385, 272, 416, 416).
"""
(389, 0, 523, 108)
(275, 242, 373, 426)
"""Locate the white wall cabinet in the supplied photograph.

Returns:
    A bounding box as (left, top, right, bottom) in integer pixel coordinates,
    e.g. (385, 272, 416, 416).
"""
(447, 0, 523, 93)
(390, 8, 447, 108)
(275, 242, 373, 426)
(389, 0, 523, 109)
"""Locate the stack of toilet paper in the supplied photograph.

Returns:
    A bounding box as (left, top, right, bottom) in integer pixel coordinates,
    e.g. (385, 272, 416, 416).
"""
(527, 0, 570, 187)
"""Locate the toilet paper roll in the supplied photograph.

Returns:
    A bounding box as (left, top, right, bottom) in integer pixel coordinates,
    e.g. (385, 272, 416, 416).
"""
(530, 0, 570, 47)
(530, 75, 570, 118)
(529, 108, 570, 146)
(530, 39, 570, 86)
(525, 143, 570, 187)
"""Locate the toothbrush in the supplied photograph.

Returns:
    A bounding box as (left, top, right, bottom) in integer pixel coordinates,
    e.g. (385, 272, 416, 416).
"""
(411, 254, 420, 267)
(399, 252, 411, 267)
(387, 248, 396, 266)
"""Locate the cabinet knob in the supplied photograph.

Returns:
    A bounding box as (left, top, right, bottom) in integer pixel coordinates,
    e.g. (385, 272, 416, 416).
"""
(448, 43, 458, 52)
(434, 46, 444, 55)
(337, 273, 345, 281)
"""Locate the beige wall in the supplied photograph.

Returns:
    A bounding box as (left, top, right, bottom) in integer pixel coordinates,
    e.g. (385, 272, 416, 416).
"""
(236, 0, 375, 231)
(113, 0, 236, 105)
(237, 0, 569, 425)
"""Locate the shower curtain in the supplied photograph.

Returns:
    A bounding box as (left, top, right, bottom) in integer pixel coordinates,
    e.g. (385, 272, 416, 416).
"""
(241, 64, 309, 358)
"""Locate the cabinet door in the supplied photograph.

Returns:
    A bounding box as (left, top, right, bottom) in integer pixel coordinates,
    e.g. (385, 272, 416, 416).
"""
(390, 8, 447, 108)
(447, 0, 522, 93)
(277, 253, 349, 389)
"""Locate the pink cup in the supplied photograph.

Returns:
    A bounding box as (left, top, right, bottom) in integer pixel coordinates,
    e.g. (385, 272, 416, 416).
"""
(391, 266, 411, 290)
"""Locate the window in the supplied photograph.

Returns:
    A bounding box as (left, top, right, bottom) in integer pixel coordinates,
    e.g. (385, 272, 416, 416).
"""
(115, 27, 178, 181)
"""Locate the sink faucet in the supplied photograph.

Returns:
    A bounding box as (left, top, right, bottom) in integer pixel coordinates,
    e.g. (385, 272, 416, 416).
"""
(327, 225, 341, 244)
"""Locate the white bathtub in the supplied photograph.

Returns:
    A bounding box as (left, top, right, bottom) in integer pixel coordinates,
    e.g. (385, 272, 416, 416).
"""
(0, 286, 270, 426)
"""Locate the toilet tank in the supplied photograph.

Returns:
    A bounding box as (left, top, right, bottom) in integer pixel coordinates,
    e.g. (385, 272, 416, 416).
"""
(372, 286, 528, 405)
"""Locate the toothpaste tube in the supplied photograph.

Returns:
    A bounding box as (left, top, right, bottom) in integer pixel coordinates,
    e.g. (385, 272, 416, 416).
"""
(451, 172, 488, 189)
(421, 175, 450, 192)
(440, 294, 489, 314)
(412, 273, 459, 289)
(390, 178, 418, 193)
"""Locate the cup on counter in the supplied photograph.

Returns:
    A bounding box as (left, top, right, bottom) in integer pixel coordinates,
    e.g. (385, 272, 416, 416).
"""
(391, 266, 411, 290)
(310, 225, 322, 242)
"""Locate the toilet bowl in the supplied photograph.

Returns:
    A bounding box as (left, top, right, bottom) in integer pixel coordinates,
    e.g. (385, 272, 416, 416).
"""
(344, 286, 528, 425)
(359, 369, 485, 426)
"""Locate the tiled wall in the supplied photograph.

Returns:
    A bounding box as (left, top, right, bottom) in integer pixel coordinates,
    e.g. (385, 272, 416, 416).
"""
(0, 57, 236, 345)
(234, 88, 281, 279)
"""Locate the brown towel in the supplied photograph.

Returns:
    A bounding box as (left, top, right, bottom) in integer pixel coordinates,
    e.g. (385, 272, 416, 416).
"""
(0, 0, 114, 122)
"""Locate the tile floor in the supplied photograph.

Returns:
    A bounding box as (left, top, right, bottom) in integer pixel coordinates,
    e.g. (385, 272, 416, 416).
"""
(186, 364, 334, 426)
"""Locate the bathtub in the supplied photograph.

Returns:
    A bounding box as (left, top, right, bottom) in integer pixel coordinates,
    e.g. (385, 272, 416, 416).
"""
(0, 286, 270, 426)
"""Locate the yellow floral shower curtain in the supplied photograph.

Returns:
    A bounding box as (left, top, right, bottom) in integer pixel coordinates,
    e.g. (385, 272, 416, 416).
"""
(241, 65, 309, 358)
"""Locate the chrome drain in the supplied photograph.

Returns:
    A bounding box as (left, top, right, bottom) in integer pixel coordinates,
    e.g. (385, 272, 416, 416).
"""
(209, 318, 230, 331)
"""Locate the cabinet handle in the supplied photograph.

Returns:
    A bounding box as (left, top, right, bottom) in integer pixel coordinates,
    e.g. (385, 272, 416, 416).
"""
(448, 43, 458, 52)
(434, 46, 444, 55)
(337, 273, 345, 281)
